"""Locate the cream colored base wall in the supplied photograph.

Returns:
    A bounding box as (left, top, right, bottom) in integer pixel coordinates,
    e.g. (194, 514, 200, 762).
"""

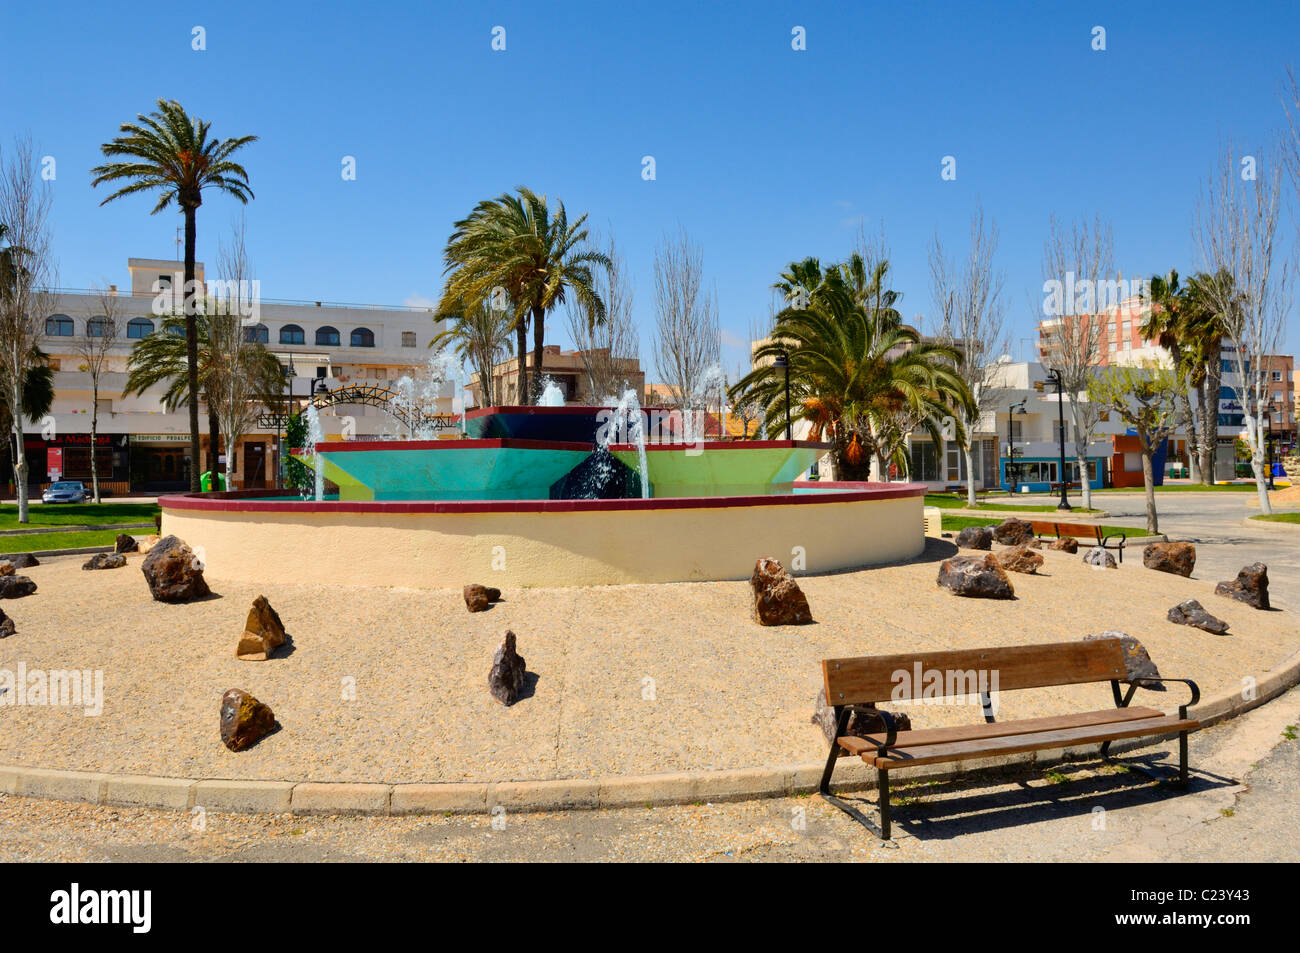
(162, 495, 924, 589)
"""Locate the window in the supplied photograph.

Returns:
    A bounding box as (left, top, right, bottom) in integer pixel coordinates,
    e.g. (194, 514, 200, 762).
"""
(243, 323, 268, 343)
(909, 441, 939, 482)
(402, 331, 417, 347)
(127, 317, 154, 339)
(86, 316, 110, 337)
(315, 326, 340, 346)
(45, 314, 73, 336)
(350, 327, 375, 347)
(280, 324, 305, 345)
(1273, 370, 1283, 381)
(166, 323, 185, 337)
(156, 274, 172, 288)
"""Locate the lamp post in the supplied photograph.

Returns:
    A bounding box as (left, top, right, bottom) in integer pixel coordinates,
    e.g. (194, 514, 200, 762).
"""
(1265, 399, 1275, 490)
(1046, 368, 1072, 511)
(1006, 400, 1025, 493)
(773, 351, 791, 440)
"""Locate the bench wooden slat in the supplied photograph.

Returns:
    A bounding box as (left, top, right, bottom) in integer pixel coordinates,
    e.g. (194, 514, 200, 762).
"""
(823, 640, 1126, 705)
(1027, 519, 1104, 540)
(835, 705, 1165, 756)
(873, 715, 1198, 769)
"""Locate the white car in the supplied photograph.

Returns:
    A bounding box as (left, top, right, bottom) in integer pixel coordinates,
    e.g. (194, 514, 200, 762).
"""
(42, 481, 89, 503)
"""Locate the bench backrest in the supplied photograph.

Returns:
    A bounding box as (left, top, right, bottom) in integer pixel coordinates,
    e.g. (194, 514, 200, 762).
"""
(821, 640, 1126, 705)
(1028, 520, 1103, 540)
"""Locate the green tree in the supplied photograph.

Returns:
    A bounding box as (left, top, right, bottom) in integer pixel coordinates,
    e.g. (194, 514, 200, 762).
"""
(91, 99, 256, 492)
(430, 297, 512, 409)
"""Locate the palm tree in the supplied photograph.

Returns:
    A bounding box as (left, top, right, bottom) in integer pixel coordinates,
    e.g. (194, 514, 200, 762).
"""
(1139, 270, 1203, 480)
(1181, 270, 1234, 482)
(439, 187, 608, 402)
(430, 297, 513, 408)
(0, 355, 54, 496)
(91, 99, 256, 491)
(732, 258, 975, 480)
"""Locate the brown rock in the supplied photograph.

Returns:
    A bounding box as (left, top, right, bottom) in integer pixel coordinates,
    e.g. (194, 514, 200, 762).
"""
(0, 575, 37, 599)
(1143, 541, 1196, 577)
(488, 630, 528, 706)
(1083, 631, 1164, 688)
(82, 552, 127, 570)
(750, 557, 813, 625)
(812, 688, 913, 757)
(1049, 536, 1079, 553)
(236, 595, 287, 661)
(219, 688, 277, 751)
(140, 535, 210, 603)
(992, 517, 1035, 546)
(0, 561, 13, 576)
(0, 608, 14, 638)
(937, 553, 1015, 599)
(1026, 537, 1044, 549)
(1167, 599, 1230, 635)
(463, 583, 502, 613)
(954, 525, 993, 550)
(997, 545, 1044, 574)
(3, 553, 38, 569)
(114, 533, 139, 554)
(1214, 563, 1270, 610)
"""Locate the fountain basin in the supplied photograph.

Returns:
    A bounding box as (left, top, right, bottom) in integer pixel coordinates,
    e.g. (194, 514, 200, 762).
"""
(160, 482, 927, 588)
(311, 439, 594, 501)
(464, 405, 670, 444)
(608, 440, 830, 497)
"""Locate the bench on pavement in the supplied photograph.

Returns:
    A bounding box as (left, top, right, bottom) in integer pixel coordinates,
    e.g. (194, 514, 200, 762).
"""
(1027, 519, 1127, 562)
(818, 640, 1199, 841)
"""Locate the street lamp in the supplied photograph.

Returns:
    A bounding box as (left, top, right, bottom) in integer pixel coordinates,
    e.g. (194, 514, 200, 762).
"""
(1007, 400, 1026, 493)
(1046, 368, 1073, 511)
(773, 351, 791, 440)
(1265, 399, 1275, 490)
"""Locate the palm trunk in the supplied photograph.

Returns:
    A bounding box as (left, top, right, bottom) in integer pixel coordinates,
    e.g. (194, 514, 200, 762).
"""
(531, 304, 546, 403)
(184, 205, 201, 493)
(514, 316, 528, 405)
(1201, 356, 1221, 482)
(1187, 386, 1202, 482)
(1141, 445, 1158, 534)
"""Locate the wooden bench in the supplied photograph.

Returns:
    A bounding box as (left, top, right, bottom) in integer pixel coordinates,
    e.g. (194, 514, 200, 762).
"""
(1027, 519, 1127, 561)
(1048, 481, 1082, 493)
(818, 640, 1199, 840)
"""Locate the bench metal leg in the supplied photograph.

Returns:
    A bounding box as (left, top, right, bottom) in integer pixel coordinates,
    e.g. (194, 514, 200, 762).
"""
(878, 769, 891, 840)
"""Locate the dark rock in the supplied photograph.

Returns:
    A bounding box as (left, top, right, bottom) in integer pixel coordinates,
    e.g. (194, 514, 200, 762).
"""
(937, 553, 1015, 599)
(3, 553, 39, 569)
(992, 517, 1035, 546)
(954, 525, 993, 550)
(1083, 631, 1164, 688)
(488, 630, 528, 706)
(1214, 563, 1270, 610)
(140, 535, 210, 603)
(114, 533, 139, 554)
(0, 608, 14, 638)
(463, 583, 502, 612)
(0, 575, 37, 599)
(236, 595, 287, 661)
(1049, 536, 1079, 553)
(1167, 599, 1230, 635)
(750, 557, 813, 625)
(82, 552, 127, 571)
(219, 688, 277, 751)
(997, 545, 1044, 574)
(1143, 541, 1196, 577)
(1082, 546, 1117, 569)
(812, 688, 913, 757)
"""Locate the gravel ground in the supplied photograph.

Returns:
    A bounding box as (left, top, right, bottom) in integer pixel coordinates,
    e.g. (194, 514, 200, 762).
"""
(0, 538, 1294, 784)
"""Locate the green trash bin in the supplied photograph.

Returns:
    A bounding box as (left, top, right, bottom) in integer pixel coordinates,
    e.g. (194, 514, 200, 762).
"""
(200, 470, 226, 492)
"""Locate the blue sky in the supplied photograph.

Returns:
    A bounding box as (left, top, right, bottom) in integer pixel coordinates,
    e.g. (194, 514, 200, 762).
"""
(3, 0, 1297, 372)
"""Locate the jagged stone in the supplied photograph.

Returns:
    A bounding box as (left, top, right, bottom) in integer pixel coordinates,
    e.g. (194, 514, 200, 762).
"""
(219, 688, 277, 751)
(992, 517, 1035, 546)
(750, 557, 813, 625)
(937, 553, 1015, 599)
(1214, 563, 1270, 610)
(0, 608, 14, 638)
(82, 552, 126, 570)
(0, 575, 37, 599)
(1082, 546, 1117, 569)
(812, 688, 914, 757)
(997, 545, 1044, 574)
(1083, 631, 1164, 688)
(140, 535, 210, 603)
(1143, 541, 1196, 577)
(1049, 536, 1079, 553)
(3, 553, 39, 569)
(488, 630, 528, 706)
(236, 595, 287, 661)
(0, 561, 13, 576)
(1167, 599, 1230, 635)
(114, 533, 139, 554)
(954, 525, 993, 550)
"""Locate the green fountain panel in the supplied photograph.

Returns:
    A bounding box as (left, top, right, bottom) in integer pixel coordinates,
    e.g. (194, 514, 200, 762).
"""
(608, 440, 829, 498)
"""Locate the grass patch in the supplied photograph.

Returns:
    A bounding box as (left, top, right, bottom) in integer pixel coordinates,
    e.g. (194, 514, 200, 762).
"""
(924, 494, 1101, 513)
(939, 514, 1156, 537)
(1283, 725, 1298, 741)
(0, 529, 124, 554)
(0, 502, 159, 530)
(1251, 513, 1300, 524)
(1094, 483, 1257, 493)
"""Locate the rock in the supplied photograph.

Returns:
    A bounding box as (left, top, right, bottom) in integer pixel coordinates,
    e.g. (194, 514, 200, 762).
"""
(135, 535, 161, 553)
(488, 630, 528, 706)
(236, 595, 287, 661)
(463, 583, 502, 613)
(114, 533, 139, 554)
(1083, 631, 1164, 687)
(0, 608, 14, 638)
(937, 553, 1015, 599)
(0, 561, 13, 576)
(1214, 563, 1270, 610)
(1082, 546, 1116, 569)
(1143, 541, 1196, 577)
(812, 688, 914, 757)
(140, 535, 210, 603)
(0, 575, 37, 599)
(3, 553, 39, 569)
(954, 525, 993, 550)
(1167, 599, 1230, 635)
(996, 545, 1044, 574)
(1049, 536, 1079, 553)
(82, 552, 127, 571)
(992, 517, 1035, 546)
(1026, 537, 1043, 549)
(219, 688, 277, 751)
(750, 557, 813, 625)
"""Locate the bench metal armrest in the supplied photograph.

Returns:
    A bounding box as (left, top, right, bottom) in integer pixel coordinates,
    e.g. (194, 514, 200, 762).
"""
(845, 704, 899, 752)
(1101, 532, 1127, 547)
(1116, 677, 1201, 719)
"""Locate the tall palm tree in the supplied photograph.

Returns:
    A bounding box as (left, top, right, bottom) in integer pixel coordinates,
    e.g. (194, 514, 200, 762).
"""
(1139, 270, 1203, 479)
(430, 297, 513, 408)
(0, 355, 54, 496)
(439, 187, 608, 402)
(91, 99, 256, 491)
(1182, 270, 1234, 482)
(732, 258, 975, 480)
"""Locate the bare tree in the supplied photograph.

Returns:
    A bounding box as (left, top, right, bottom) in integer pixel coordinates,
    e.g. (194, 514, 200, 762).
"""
(77, 286, 122, 503)
(652, 227, 719, 414)
(1039, 214, 1115, 509)
(1283, 66, 1300, 211)
(566, 231, 641, 402)
(0, 138, 56, 523)
(930, 203, 1008, 506)
(1194, 142, 1292, 513)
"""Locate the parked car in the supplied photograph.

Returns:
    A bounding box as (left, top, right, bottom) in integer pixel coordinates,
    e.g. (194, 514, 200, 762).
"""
(42, 481, 89, 503)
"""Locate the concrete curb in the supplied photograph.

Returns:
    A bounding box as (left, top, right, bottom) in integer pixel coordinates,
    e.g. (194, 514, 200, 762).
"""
(1243, 516, 1300, 533)
(4, 648, 1298, 817)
